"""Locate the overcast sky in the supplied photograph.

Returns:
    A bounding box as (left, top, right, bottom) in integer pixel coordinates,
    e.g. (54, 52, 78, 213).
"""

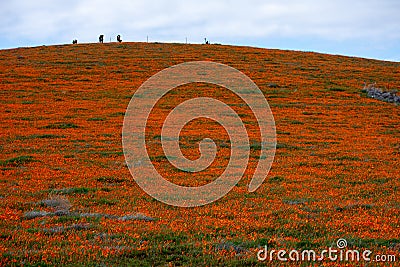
(1, 0, 399, 61)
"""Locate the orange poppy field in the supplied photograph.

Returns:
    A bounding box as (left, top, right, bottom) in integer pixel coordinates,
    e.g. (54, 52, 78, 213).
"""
(0, 42, 399, 266)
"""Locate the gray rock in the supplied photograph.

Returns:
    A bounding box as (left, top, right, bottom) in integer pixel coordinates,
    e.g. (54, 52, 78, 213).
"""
(365, 86, 400, 104)
(40, 196, 72, 211)
(53, 210, 70, 216)
(23, 211, 50, 220)
(43, 226, 65, 233)
(215, 242, 248, 254)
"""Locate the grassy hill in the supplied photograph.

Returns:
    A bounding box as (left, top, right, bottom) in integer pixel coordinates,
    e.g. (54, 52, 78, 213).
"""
(1, 42, 399, 266)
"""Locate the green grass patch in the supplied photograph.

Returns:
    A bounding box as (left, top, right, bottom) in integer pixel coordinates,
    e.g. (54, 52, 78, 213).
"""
(250, 141, 263, 151)
(277, 130, 291, 135)
(371, 177, 390, 184)
(96, 151, 124, 157)
(283, 197, 311, 205)
(289, 120, 305, 125)
(276, 143, 301, 150)
(96, 176, 126, 183)
(42, 122, 79, 129)
(268, 176, 285, 183)
(344, 237, 400, 249)
(149, 155, 168, 162)
(302, 111, 323, 115)
(20, 117, 34, 121)
(26, 228, 41, 234)
(87, 117, 106, 121)
(381, 129, 400, 135)
(108, 112, 125, 117)
(22, 100, 35, 104)
(334, 155, 362, 161)
(15, 134, 66, 140)
(95, 197, 117, 206)
(0, 155, 36, 167)
(328, 87, 347, 92)
(50, 187, 94, 194)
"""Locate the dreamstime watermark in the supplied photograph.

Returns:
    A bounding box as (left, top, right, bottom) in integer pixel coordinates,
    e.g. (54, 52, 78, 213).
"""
(122, 61, 276, 207)
(257, 238, 397, 263)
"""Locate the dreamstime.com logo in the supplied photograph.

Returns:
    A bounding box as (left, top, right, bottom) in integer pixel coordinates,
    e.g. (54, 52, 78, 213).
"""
(122, 61, 276, 207)
(257, 238, 397, 263)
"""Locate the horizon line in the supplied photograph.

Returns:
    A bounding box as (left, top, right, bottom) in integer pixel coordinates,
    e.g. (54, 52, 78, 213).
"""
(1, 41, 399, 63)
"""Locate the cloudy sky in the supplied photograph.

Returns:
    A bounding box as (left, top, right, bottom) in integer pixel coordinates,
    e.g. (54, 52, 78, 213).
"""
(1, 0, 399, 61)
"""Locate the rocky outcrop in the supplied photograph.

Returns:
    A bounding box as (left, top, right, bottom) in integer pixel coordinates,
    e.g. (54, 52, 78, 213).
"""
(363, 84, 400, 104)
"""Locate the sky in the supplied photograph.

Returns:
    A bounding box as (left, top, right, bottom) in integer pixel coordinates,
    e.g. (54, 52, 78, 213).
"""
(1, 0, 399, 62)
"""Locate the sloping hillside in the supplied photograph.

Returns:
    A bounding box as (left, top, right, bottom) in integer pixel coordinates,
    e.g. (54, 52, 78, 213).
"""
(1, 42, 399, 265)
